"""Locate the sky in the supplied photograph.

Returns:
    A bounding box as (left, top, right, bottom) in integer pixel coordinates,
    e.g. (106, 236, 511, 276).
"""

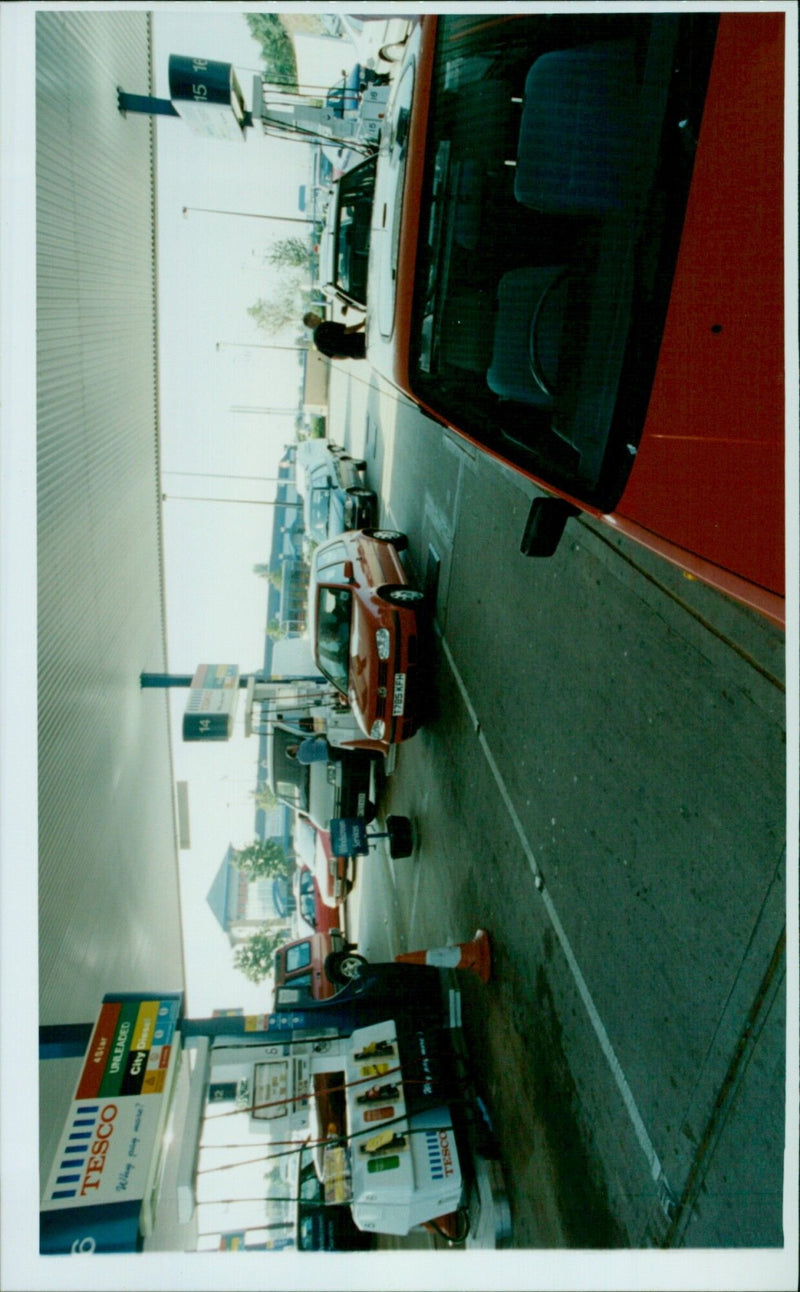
(151, 10, 321, 1014)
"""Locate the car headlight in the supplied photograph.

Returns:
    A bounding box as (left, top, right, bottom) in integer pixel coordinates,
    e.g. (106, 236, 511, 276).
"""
(370, 718, 386, 740)
(375, 628, 391, 660)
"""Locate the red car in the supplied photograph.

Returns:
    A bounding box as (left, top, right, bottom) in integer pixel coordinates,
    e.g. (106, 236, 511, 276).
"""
(309, 528, 428, 743)
(293, 865, 340, 937)
(294, 813, 352, 910)
(365, 12, 785, 626)
(272, 932, 367, 1003)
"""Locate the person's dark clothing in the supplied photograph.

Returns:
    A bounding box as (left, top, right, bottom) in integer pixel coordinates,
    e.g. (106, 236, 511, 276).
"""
(313, 321, 366, 360)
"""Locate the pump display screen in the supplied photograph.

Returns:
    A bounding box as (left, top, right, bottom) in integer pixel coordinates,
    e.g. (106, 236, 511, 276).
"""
(252, 1060, 289, 1120)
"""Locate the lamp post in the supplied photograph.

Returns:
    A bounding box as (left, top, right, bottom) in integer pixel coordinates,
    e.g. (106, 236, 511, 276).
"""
(182, 205, 314, 227)
(161, 494, 301, 509)
(216, 341, 309, 354)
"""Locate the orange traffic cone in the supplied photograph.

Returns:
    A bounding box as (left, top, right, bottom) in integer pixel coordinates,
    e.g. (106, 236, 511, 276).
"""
(394, 929, 491, 983)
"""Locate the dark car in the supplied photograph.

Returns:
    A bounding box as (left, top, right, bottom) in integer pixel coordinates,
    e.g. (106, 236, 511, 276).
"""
(299, 439, 377, 545)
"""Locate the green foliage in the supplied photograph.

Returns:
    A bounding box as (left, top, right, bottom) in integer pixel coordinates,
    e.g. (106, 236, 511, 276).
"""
(266, 617, 288, 642)
(233, 925, 284, 983)
(252, 564, 283, 588)
(248, 279, 312, 336)
(232, 838, 287, 879)
(253, 783, 279, 813)
(245, 14, 298, 89)
(266, 237, 311, 270)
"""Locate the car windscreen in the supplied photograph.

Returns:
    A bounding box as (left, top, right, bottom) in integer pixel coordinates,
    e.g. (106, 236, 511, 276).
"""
(285, 942, 312, 973)
(408, 13, 716, 512)
(315, 586, 352, 694)
(333, 156, 377, 306)
(309, 486, 331, 537)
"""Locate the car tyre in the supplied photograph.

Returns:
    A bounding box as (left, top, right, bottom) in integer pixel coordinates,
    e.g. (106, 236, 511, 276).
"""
(363, 528, 408, 552)
(379, 584, 425, 607)
(325, 950, 367, 985)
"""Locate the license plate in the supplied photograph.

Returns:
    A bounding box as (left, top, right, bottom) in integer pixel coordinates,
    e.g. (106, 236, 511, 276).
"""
(392, 673, 406, 716)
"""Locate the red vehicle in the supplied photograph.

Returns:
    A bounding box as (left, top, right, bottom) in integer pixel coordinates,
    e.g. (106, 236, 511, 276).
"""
(309, 528, 428, 743)
(294, 814, 352, 910)
(366, 12, 785, 626)
(273, 932, 367, 1000)
(293, 865, 340, 937)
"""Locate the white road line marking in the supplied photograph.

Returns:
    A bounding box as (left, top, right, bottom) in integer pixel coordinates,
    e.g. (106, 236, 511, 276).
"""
(437, 629, 671, 1198)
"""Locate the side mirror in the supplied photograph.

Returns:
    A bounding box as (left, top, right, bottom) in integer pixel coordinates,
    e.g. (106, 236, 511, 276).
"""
(343, 560, 355, 582)
(520, 496, 579, 558)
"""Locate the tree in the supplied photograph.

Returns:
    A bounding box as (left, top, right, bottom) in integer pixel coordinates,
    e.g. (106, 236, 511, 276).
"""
(266, 617, 288, 642)
(245, 14, 298, 89)
(231, 839, 287, 880)
(233, 925, 284, 984)
(266, 237, 311, 271)
(252, 564, 283, 589)
(253, 784, 278, 813)
(248, 281, 311, 335)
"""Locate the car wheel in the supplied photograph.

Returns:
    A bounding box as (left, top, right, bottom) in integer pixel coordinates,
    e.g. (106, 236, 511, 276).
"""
(380, 585, 425, 607)
(362, 528, 408, 552)
(325, 950, 367, 985)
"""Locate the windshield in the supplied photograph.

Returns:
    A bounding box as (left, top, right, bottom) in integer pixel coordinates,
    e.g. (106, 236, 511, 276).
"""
(315, 586, 352, 694)
(309, 486, 331, 537)
(409, 14, 716, 511)
(332, 157, 377, 306)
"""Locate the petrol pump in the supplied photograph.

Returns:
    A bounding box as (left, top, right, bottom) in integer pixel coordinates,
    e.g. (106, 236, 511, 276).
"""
(185, 939, 509, 1246)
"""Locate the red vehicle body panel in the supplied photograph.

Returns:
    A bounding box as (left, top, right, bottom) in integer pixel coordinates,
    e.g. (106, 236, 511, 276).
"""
(294, 864, 340, 936)
(387, 13, 785, 626)
(311, 530, 424, 742)
(273, 931, 339, 1003)
(613, 13, 785, 621)
(296, 813, 351, 910)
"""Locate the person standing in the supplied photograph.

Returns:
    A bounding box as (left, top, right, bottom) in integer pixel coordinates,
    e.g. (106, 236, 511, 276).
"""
(286, 734, 331, 764)
(303, 310, 366, 360)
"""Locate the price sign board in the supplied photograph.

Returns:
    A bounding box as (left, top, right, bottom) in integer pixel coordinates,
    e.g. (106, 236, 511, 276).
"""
(168, 56, 248, 141)
(183, 664, 239, 741)
(40, 993, 183, 1253)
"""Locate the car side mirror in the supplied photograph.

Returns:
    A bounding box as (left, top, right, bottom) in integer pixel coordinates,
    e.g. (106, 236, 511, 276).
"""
(520, 496, 579, 558)
(343, 561, 355, 582)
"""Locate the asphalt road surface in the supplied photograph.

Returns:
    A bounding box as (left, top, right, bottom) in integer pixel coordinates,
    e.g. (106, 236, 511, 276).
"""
(331, 360, 788, 1252)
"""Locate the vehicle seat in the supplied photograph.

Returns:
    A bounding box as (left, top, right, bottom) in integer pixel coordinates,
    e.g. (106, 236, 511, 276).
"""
(487, 266, 569, 406)
(514, 40, 638, 215)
